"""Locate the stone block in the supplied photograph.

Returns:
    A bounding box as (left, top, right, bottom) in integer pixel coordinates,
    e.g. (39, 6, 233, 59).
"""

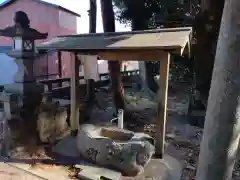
(143, 155, 182, 180)
(75, 162, 122, 180)
(36, 96, 69, 144)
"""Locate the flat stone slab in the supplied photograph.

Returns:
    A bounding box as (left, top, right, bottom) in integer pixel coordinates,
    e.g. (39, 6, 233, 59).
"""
(0, 162, 43, 179)
(6, 160, 121, 180)
(7, 163, 71, 180)
(5, 162, 70, 180)
(75, 162, 122, 180)
(52, 134, 79, 157)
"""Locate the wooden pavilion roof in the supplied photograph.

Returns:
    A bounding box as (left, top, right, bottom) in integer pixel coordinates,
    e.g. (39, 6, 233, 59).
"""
(38, 27, 192, 56)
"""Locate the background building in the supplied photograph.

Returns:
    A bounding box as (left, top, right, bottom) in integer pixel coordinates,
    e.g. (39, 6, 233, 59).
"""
(0, 0, 139, 85)
(0, 0, 79, 81)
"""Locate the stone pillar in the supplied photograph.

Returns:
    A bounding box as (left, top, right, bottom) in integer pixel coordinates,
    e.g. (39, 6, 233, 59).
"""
(22, 57, 43, 112)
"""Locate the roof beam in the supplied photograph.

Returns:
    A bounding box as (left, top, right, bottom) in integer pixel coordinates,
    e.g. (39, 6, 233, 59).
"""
(98, 49, 168, 61)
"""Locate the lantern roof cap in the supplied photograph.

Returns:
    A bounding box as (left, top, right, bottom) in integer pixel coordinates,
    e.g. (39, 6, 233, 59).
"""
(0, 25, 48, 39)
(0, 11, 48, 40)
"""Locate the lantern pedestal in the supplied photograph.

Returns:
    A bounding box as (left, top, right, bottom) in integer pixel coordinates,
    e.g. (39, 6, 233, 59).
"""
(3, 57, 44, 118)
(4, 58, 27, 95)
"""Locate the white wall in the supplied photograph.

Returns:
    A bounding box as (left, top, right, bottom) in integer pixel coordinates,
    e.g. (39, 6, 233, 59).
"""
(0, 53, 17, 85)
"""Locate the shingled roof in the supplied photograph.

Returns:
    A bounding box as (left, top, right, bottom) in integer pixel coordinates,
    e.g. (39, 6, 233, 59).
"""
(0, 0, 81, 17)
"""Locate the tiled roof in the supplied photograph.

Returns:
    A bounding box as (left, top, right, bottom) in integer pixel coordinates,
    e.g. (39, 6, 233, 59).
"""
(0, 0, 80, 17)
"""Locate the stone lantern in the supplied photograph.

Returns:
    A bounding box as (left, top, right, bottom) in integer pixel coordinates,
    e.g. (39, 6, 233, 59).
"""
(0, 11, 48, 116)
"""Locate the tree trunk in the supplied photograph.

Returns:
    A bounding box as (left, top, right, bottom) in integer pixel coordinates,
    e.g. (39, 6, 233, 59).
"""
(100, 0, 125, 112)
(132, 19, 156, 99)
(89, 0, 97, 33)
(193, 0, 224, 108)
(196, 1, 240, 179)
(85, 0, 97, 102)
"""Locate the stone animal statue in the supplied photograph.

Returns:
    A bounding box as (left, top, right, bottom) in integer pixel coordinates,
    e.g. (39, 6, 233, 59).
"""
(36, 93, 69, 144)
(76, 124, 155, 176)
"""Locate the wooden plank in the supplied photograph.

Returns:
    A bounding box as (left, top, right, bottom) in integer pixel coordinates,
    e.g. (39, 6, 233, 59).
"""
(38, 77, 71, 84)
(38, 70, 139, 87)
(155, 52, 170, 158)
(70, 52, 81, 133)
(99, 50, 166, 61)
(53, 98, 70, 106)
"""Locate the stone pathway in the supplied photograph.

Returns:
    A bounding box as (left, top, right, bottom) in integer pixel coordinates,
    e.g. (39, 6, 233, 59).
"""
(3, 162, 72, 180)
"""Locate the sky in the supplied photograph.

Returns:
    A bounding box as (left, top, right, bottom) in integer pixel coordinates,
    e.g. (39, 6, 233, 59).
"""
(0, 0, 130, 33)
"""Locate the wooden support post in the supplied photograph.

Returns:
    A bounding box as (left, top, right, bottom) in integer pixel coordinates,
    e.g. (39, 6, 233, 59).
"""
(155, 52, 170, 158)
(70, 52, 80, 135)
(47, 83, 52, 92)
(57, 51, 62, 87)
(57, 51, 62, 78)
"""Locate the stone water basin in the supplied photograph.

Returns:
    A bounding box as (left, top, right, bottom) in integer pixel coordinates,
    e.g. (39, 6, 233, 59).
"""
(76, 124, 155, 176)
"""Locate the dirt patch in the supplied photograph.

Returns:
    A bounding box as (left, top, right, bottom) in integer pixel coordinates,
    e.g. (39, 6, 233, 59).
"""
(8, 117, 53, 161)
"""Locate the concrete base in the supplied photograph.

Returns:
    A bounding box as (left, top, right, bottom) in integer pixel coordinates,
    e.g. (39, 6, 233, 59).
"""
(123, 155, 182, 180)
(143, 155, 182, 180)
